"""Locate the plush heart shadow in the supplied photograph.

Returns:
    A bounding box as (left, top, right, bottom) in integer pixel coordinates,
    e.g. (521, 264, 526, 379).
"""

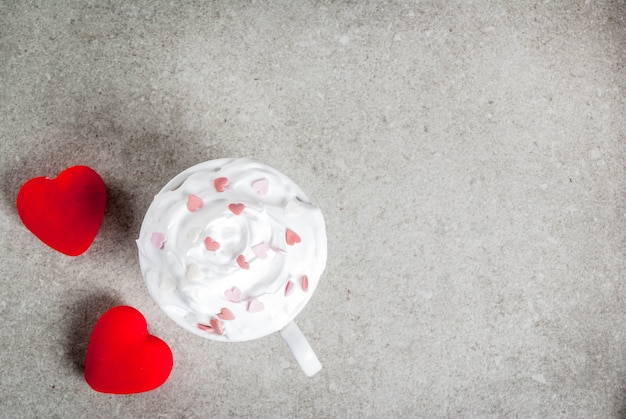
(84, 306, 173, 394)
(16, 165, 107, 256)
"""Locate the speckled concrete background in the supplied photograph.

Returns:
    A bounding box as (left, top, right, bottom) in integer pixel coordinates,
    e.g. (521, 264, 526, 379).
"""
(1, 1, 625, 417)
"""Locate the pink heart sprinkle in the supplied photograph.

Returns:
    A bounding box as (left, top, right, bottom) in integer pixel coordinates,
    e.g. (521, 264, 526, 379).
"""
(151, 232, 166, 249)
(252, 242, 270, 259)
(197, 323, 213, 332)
(217, 307, 236, 321)
(214, 177, 229, 192)
(270, 246, 287, 255)
(210, 318, 225, 335)
(224, 287, 241, 303)
(204, 236, 220, 251)
(252, 178, 269, 196)
(236, 254, 250, 269)
(285, 228, 301, 246)
(302, 275, 309, 292)
(229, 203, 245, 215)
(247, 298, 264, 313)
(285, 280, 295, 296)
(186, 194, 204, 212)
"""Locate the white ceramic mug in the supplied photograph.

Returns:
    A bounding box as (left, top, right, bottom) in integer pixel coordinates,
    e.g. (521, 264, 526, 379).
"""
(137, 158, 326, 376)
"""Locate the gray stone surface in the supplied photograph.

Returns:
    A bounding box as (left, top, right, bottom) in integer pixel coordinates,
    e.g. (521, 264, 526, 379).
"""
(1, 0, 626, 416)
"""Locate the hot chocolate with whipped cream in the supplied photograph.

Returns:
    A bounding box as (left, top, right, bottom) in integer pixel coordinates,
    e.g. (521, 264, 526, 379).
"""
(137, 158, 327, 342)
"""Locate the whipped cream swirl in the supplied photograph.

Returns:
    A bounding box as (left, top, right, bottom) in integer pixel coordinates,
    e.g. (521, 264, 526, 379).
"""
(137, 158, 327, 342)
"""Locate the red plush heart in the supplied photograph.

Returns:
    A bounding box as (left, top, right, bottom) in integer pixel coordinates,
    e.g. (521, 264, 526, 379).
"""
(16, 165, 107, 256)
(84, 306, 174, 394)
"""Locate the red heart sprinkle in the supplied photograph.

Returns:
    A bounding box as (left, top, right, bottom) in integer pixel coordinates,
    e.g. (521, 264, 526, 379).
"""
(285, 228, 301, 246)
(197, 323, 213, 332)
(186, 194, 204, 212)
(228, 203, 245, 215)
(16, 165, 107, 256)
(217, 307, 236, 321)
(84, 306, 173, 394)
(210, 318, 225, 335)
(302, 275, 309, 292)
(236, 254, 249, 269)
(204, 236, 220, 251)
(224, 287, 242, 303)
(198, 319, 225, 335)
(214, 177, 228, 192)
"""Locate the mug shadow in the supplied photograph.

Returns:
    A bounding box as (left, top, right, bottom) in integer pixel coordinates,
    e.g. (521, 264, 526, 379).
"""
(64, 289, 124, 375)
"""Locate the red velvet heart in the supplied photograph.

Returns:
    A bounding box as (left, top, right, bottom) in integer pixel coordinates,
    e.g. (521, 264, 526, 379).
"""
(16, 165, 107, 256)
(84, 306, 174, 394)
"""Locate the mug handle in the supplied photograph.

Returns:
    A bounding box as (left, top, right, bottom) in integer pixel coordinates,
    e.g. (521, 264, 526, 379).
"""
(280, 321, 322, 377)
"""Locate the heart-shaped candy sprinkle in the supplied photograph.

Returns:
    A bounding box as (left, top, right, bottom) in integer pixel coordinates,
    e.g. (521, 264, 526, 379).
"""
(152, 232, 167, 249)
(252, 178, 269, 196)
(186, 194, 204, 212)
(204, 236, 220, 251)
(302, 275, 309, 292)
(214, 177, 228, 192)
(285, 228, 301, 246)
(271, 246, 286, 255)
(224, 287, 242, 303)
(217, 307, 236, 321)
(84, 306, 173, 394)
(198, 319, 225, 335)
(210, 318, 225, 335)
(236, 254, 250, 269)
(252, 242, 270, 259)
(247, 298, 264, 313)
(285, 280, 295, 296)
(197, 323, 213, 332)
(228, 203, 245, 215)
